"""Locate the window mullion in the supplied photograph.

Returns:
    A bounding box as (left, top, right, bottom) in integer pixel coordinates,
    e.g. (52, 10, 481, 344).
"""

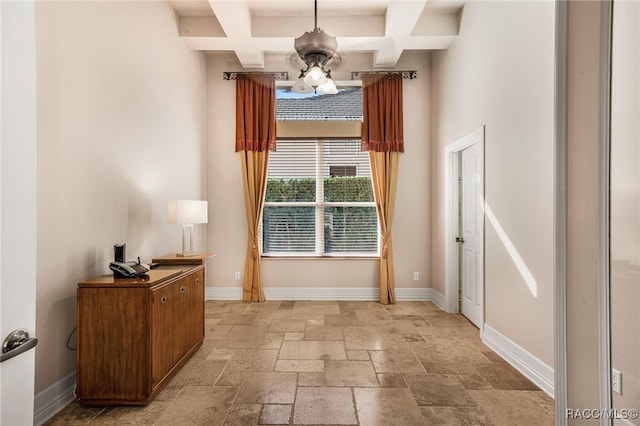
(316, 138, 325, 255)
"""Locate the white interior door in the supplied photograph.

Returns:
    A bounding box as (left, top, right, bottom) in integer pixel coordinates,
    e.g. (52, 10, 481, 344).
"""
(1, 1, 38, 425)
(459, 142, 483, 328)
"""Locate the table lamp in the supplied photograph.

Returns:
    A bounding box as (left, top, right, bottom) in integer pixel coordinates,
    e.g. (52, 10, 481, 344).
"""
(168, 200, 208, 257)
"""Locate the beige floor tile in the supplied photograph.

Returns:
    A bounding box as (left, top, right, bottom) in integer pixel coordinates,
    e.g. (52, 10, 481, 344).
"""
(206, 302, 250, 318)
(278, 340, 346, 360)
(43, 402, 105, 425)
(207, 348, 236, 360)
(383, 302, 438, 316)
(404, 374, 476, 406)
(217, 329, 283, 349)
(525, 390, 556, 418)
(216, 371, 246, 386)
(170, 358, 228, 386)
(227, 349, 279, 371)
(344, 327, 410, 350)
(218, 313, 258, 325)
(452, 406, 495, 425)
(205, 324, 233, 340)
(305, 325, 344, 340)
(472, 363, 540, 390)
(325, 360, 379, 387)
(257, 309, 294, 320)
(324, 312, 368, 326)
(425, 314, 473, 327)
(155, 386, 237, 426)
(259, 404, 292, 425)
(284, 332, 305, 341)
(354, 309, 392, 321)
(347, 349, 370, 360)
(235, 372, 297, 404)
(293, 387, 357, 425)
(410, 340, 491, 364)
(458, 373, 494, 390)
(377, 373, 407, 388)
(90, 401, 170, 425)
(419, 406, 460, 425)
(298, 372, 327, 386)
(354, 388, 426, 426)
(222, 403, 261, 426)
(468, 390, 555, 425)
(268, 319, 307, 333)
(419, 361, 478, 375)
(370, 350, 425, 374)
(375, 320, 420, 334)
(293, 301, 341, 316)
(275, 359, 325, 372)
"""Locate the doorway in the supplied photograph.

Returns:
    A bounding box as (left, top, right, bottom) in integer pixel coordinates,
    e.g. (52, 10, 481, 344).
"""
(444, 127, 485, 329)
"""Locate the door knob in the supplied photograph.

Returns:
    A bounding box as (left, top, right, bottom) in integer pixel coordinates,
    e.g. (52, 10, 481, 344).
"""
(1, 329, 38, 363)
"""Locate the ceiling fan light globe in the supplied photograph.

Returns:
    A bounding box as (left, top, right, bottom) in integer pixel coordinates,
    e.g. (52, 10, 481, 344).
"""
(304, 66, 327, 86)
(317, 78, 338, 95)
(291, 79, 314, 94)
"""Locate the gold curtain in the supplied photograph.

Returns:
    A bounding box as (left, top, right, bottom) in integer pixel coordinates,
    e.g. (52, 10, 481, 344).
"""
(235, 74, 276, 302)
(361, 74, 404, 304)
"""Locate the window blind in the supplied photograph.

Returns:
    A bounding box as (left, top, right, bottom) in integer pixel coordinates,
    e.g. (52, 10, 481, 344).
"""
(262, 139, 379, 256)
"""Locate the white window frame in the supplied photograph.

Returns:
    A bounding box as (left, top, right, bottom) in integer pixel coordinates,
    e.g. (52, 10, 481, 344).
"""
(261, 138, 379, 258)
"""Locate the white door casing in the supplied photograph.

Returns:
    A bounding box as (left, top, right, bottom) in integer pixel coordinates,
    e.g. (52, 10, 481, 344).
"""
(460, 142, 483, 328)
(444, 127, 485, 330)
(1, 1, 39, 425)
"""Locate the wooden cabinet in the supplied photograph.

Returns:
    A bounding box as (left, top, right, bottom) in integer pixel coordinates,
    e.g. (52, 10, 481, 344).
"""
(77, 260, 208, 405)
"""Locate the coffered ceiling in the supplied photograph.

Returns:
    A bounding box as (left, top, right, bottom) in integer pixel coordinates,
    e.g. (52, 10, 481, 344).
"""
(170, 0, 465, 69)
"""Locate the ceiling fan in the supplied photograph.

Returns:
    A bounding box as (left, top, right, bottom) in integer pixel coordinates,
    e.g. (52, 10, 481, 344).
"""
(290, 0, 341, 94)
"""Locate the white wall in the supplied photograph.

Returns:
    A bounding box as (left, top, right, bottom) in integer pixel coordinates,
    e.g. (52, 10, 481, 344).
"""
(34, 0, 206, 393)
(610, 0, 640, 418)
(431, 1, 555, 366)
(206, 51, 433, 294)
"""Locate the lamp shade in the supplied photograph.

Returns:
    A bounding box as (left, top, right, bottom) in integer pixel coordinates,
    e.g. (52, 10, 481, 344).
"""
(167, 200, 208, 224)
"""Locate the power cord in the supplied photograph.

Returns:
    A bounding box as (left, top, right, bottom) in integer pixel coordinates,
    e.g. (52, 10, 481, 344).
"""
(66, 327, 77, 351)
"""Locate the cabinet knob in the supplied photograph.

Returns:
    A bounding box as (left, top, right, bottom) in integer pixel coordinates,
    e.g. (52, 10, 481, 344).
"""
(180, 286, 185, 294)
(161, 295, 168, 304)
(195, 278, 200, 285)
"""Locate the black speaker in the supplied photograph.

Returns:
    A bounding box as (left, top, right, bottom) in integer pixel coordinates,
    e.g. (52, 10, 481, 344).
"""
(114, 244, 126, 263)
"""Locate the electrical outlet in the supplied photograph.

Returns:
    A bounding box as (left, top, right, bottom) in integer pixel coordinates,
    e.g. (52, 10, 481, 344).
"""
(612, 368, 622, 395)
(234, 271, 241, 281)
(413, 272, 419, 281)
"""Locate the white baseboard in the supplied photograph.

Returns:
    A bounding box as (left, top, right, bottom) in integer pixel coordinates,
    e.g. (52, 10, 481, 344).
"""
(206, 286, 445, 304)
(34, 371, 76, 426)
(482, 324, 554, 398)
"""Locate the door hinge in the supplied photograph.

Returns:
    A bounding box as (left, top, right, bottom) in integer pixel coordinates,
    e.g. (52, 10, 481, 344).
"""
(456, 237, 465, 243)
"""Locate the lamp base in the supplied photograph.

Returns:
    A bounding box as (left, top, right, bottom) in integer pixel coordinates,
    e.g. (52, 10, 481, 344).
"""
(175, 252, 200, 257)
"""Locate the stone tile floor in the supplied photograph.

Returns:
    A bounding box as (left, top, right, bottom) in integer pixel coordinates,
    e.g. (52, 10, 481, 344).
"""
(46, 300, 555, 425)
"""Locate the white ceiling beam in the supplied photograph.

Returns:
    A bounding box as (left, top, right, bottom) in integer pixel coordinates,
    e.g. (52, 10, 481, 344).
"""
(374, 0, 428, 68)
(208, 0, 266, 68)
(179, 0, 462, 69)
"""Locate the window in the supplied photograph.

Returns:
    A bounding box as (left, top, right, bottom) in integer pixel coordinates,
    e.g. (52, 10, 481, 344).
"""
(262, 139, 378, 256)
(329, 165, 357, 177)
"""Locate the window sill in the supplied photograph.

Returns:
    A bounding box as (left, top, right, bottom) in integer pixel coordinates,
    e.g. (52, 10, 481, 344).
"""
(261, 255, 379, 260)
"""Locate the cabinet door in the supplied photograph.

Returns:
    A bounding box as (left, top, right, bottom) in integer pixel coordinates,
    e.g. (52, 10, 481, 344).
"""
(173, 276, 191, 362)
(186, 269, 205, 347)
(151, 284, 174, 387)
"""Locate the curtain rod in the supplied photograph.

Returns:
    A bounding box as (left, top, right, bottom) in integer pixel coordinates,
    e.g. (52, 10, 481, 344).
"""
(351, 71, 417, 80)
(223, 71, 417, 81)
(223, 71, 289, 80)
